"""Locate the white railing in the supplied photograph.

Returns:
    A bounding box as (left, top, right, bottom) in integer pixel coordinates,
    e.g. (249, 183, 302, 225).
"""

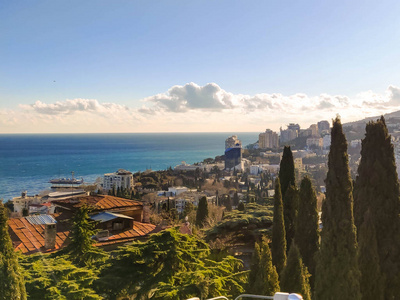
(186, 292, 302, 300)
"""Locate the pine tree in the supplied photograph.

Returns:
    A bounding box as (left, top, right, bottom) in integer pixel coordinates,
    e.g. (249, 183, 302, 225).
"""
(271, 178, 287, 275)
(283, 184, 299, 251)
(280, 243, 311, 300)
(237, 201, 245, 211)
(196, 196, 209, 227)
(314, 117, 361, 300)
(247, 237, 280, 296)
(64, 206, 107, 266)
(279, 145, 296, 200)
(0, 203, 27, 300)
(358, 210, 384, 300)
(295, 176, 319, 280)
(353, 117, 400, 299)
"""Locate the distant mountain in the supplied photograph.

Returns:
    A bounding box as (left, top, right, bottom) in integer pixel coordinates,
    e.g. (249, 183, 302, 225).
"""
(343, 110, 400, 127)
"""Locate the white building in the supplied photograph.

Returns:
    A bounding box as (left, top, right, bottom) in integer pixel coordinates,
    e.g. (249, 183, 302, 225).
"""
(350, 139, 362, 148)
(168, 186, 189, 196)
(103, 169, 134, 191)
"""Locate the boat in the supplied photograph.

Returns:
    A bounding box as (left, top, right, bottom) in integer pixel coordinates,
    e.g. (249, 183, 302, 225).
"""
(49, 171, 83, 185)
(49, 178, 83, 184)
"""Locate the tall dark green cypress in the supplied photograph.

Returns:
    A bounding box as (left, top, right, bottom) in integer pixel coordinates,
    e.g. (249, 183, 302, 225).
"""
(0, 203, 27, 300)
(353, 117, 400, 299)
(279, 146, 296, 199)
(358, 210, 384, 300)
(271, 178, 287, 276)
(280, 243, 311, 300)
(279, 146, 297, 250)
(196, 196, 209, 228)
(314, 117, 361, 300)
(295, 176, 319, 280)
(247, 237, 280, 296)
(283, 184, 299, 251)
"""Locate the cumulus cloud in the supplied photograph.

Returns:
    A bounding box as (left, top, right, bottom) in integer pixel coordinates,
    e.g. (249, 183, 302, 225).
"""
(143, 82, 235, 112)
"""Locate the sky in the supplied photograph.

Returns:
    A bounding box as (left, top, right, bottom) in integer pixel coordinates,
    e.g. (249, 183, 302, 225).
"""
(1, 0, 400, 133)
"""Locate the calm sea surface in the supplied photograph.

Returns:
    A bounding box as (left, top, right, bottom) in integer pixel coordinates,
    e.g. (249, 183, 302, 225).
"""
(0, 133, 258, 201)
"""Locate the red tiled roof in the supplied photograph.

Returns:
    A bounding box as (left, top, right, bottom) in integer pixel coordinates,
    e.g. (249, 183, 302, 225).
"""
(52, 195, 142, 212)
(9, 214, 157, 255)
(8, 215, 69, 254)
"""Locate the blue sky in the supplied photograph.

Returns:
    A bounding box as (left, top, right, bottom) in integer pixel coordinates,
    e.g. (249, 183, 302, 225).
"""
(1, 1, 400, 133)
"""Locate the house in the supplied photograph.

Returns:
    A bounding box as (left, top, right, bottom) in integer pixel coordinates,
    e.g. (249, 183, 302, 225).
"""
(8, 195, 159, 254)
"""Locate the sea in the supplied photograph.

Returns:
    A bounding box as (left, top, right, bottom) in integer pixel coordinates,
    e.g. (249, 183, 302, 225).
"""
(0, 133, 258, 201)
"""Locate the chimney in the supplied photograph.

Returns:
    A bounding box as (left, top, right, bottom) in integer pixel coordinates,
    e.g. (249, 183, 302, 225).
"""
(44, 223, 57, 249)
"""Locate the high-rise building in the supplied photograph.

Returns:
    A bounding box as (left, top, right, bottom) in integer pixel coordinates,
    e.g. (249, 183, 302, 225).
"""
(225, 135, 242, 150)
(259, 129, 279, 149)
(225, 135, 242, 170)
(318, 120, 330, 133)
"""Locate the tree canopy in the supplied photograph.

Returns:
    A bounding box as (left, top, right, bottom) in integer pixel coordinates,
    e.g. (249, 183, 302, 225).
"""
(314, 117, 361, 300)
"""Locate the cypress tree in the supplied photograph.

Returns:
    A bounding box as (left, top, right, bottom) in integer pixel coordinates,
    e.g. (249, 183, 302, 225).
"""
(283, 184, 299, 251)
(295, 176, 319, 280)
(358, 210, 384, 300)
(279, 146, 297, 251)
(314, 117, 361, 300)
(247, 237, 280, 296)
(271, 178, 287, 275)
(353, 117, 400, 299)
(196, 196, 209, 228)
(279, 145, 296, 200)
(0, 203, 27, 300)
(280, 243, 311, 300)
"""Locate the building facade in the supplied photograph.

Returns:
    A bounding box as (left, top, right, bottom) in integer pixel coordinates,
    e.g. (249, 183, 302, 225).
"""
(259, 129, 279, 149)
(103, 169, 134, 191)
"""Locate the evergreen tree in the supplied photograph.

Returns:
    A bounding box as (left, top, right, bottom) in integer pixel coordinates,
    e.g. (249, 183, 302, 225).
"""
(280, 243, 311, 300)
(64, 206, 107, 267)
(353, 117, 400, 299)
(283, 184, 299, 251)
(314, 117, 361, 300)
(271, 178, 287, 275)
(279, 145, 296, 200)
(224, 195, 232, 211)
(0, 203, 26, 300)
(196, 196, 209, 228)
(295, 176, 319, 280)
(358, 210, 384, 300)
(247, 237, 280, 296)
(237, 201, 245, 211)
(233, 192, 239, 207)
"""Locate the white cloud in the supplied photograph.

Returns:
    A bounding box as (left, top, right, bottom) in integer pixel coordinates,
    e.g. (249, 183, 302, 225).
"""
(143, 82, 235, 112)
(3, 83, 400, 133)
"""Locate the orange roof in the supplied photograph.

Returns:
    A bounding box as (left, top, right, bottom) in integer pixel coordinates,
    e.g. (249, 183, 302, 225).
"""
(52, 195, 142, 212)
(8, 215, 69, 254)
(9, 214, 157, 255)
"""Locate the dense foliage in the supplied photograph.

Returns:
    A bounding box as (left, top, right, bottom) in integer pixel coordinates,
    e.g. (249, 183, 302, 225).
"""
(271, 178, 286, 276)
(295, 176, 319, 281)
(21, 255, 101, 300)
(0, 203, 26, 300)
(314, 118, 361, 300)
(246, 237, 279, 296)
(63, 206, 107, 267)
(196, 196, 209, 227)
(279, 145, 296, 200)
(280, 244, 311, 300)
(353, 117, 400, 299)
(206, 203, 273, 245)
(97, 227, 246, 299)
(282, 184, 298, 251)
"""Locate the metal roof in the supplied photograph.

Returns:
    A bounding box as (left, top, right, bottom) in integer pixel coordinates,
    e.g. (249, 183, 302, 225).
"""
(26, 215, 57, 225)
(90, 212, 134, 223)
